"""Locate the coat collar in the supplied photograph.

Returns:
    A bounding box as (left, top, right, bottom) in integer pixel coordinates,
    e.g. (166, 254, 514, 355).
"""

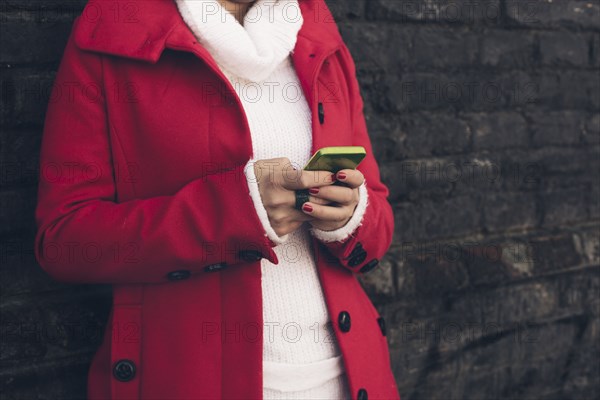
(73, 0, 344, 64)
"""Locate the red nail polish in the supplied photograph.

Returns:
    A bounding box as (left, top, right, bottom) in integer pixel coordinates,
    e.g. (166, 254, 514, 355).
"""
(330, 173, 336, 182)
(337, 172, 347, 180)
(309, 188, 319, 195)
(302, 204, 313, 212)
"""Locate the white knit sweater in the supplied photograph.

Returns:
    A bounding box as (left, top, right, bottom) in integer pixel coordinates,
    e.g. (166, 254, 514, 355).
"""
(174, 0, 368, 397)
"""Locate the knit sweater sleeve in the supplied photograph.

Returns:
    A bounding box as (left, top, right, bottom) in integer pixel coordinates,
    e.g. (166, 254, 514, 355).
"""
(245, 158, 291, 246)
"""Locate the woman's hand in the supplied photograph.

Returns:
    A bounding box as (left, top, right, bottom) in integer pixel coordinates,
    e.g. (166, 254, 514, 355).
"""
(301, 169, 364, 232)
(253, 157, 336, 237)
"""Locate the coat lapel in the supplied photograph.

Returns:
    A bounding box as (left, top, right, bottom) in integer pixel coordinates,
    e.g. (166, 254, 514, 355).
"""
(73, 0, 344, 104)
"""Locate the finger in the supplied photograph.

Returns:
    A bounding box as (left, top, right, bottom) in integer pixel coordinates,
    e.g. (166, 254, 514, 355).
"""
(274, 189, 333, 210)
(307, 186, 357, 206)
(300, 201, 352, 223)
(309, 195, 333, 206)
(282, 169, 336, 190)
(296, 193, 332, 206)
(335, 169, 364, 189)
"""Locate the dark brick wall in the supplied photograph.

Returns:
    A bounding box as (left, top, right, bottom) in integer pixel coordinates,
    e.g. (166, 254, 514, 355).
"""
(1, 0, 599, 399)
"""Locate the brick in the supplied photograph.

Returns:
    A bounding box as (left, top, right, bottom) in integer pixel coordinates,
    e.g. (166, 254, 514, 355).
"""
(500, 70, 540, 109)
(366, 0, 502, 25)
(573, 228, 600, 265)
(592, 33, 600, 67)
(393, 258, 418, 298)
(2, 0, 86, 11)
(466, 111, 528, 150)
(555, 269, 600, 313)
(382, 158, 441, 201)
(497, 239, 537, 280)
(383, 157, 477, 202)
(481, 29, 536, 68)
(529, 110, 586, 147)
(539, 31, 590, 67)
(365, 111, 401, 140)
(464, 272, 594, 326)
(339, 23, 412, 73)
(0, 129, 41, 188)
(591, 182, 600, 219)
(506, 0, 600, 30)
(388, 268, 600, 396)
(0, 233, 60, 299)
(465, 324, 575, 393)
(561, 314, 600, 400)
(0, 356, 89, 399)
(357, 257, 396, 298)
(542, 187, 589, 227)
(326, 0, 366, 21)
(405, 245, 470, 296)
(584, 113, 600, 144)
(482, 192, 538, 232)
(522, 147, 597, 177)
(452, 154, 519, 193)
(370, 136, 397, 165)
(496, 151, 544, 192)
(0, 290, 111, 364)
(1, 68, 57, 128)
(531, 234, 584, 274)
(0, 188, 37, 235)
(402, 112, 471, 156)
(460, 239, 536, 286)
(394, 194, 481, 241)
(536, 71, 600, 110)
(0, 14, 74, 64)
(389, 71, 535, 112)
(355, 69, 392, 113)
(414, 27, 478, 68)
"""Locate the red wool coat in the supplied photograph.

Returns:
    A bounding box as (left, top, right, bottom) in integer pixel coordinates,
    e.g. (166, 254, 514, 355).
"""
(34, 0, 400, 399)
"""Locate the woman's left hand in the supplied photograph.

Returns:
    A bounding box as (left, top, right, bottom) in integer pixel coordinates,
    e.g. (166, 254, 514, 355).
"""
(301, 169, 365, 231)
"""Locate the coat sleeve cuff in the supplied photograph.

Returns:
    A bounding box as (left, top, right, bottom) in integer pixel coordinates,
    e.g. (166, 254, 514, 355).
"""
(309, 180, 369, 243)
(245, 159, 290, 246)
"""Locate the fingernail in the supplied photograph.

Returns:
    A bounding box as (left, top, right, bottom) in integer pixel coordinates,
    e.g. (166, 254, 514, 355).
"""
(302, 204, 313, 212)
(309, 188, 319, 195)
(337, 172, 347, 180)
(330, 173, 336, 182)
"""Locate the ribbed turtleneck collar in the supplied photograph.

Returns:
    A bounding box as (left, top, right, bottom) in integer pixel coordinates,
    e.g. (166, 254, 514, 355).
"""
(174, 0, 304, 82)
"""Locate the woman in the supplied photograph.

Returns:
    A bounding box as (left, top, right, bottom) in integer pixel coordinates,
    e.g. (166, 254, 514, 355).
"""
(34, 0, 400, 398)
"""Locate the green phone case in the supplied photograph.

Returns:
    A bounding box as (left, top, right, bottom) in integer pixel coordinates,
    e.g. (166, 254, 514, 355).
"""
(303, 146, 367, 172)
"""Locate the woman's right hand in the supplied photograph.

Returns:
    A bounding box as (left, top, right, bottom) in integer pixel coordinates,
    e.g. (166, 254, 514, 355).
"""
(253, 157, 336, 237)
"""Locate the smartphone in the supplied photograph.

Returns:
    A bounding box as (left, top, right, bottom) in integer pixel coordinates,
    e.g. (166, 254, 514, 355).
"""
(303, 146, 367, 173)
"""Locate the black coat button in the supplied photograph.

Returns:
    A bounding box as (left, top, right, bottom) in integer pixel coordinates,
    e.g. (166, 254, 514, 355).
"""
(360, 258, 379, 274)
(113, 359, 136, 382)
(358, 388, 368, 400)
(204, 263, 227, 272)
(377, 317, 387, 336)
(239, 250, 264, 262)
(167, 270, 191, 281)
(318, 102, 325, 124)
(347, 242, 363, 257)
(338, 311, 351, 333)
(348, 250, 367, 267)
